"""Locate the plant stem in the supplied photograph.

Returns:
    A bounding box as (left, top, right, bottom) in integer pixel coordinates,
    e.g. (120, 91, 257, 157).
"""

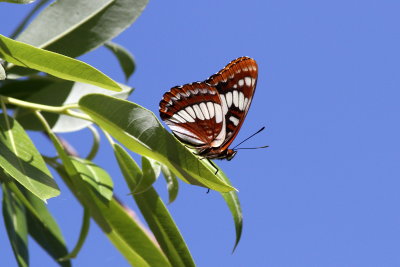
(1, 95, 92, 121)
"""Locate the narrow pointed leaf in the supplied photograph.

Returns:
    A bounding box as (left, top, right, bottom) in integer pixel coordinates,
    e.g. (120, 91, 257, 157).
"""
(23, 187, 71, 267)
(0, 78, 55, 100)
(70, 157, 113, 201)
(114, 146, 195, 267)
(0, 34, 121, 91)
(113, 143, 142, 191)
(219, 172, 243, 252)
(161, 165, 179, 204)
(79, 94, 235, 193)
(15, 81, 133, 133)
(47, 132, 110, 228)
(15, 0, 148, 59)
(55, 159, 171, 267)
(133, 156, 161, 194)
(2, 185, 28, 267)
(0, 115, 59, 201)
(47, 134, 170, 267)
(105, 42, 135, 81)
(0, 63, 5, 80)
(0, 0, 35, 3)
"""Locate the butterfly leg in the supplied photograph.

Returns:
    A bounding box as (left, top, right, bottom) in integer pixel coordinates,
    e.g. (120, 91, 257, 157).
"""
(207, 158, 219, 175)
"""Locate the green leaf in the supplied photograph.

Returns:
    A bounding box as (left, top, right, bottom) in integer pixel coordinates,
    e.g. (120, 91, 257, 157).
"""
(79, 94, 235, 193)
(0, 63, 5, 80)
(15, 80, 133, 133)
(0, 78, 55, 100)
(105, 42, 136, 81)
(113, 143, 142, 191)
(45, 131, 169, 266)
(10, 0, 51, 39)
(23, 187, 71, 267)
(114, 147, 195, 267)
(15, 0, 148, 59)
(0, 0, 36, 3)
(46, 131, 110, 228)
(133, 156, 161, 194)
(99, 198, 172, 267)
(70, 157, 114, 201)
(161, 164, 179, 204)
(0, 34, 121, 92)
(0, 115, 60, 201)
(219, 173, 243, 252)
(53, 157, 171, 267)
(2, 185, 28, 267)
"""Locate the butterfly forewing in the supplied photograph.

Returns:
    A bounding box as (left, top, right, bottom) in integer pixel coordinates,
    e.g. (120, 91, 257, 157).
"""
(159, 82, 226, 148)
(206, 57, 258, 150)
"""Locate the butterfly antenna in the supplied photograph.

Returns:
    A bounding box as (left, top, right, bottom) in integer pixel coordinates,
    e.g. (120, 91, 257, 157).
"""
(235, 145, 269, 150)
(232, 127, 266, 150)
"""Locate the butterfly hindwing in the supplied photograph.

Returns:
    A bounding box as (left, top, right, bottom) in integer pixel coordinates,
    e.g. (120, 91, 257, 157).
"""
(159, 82, 227, 148)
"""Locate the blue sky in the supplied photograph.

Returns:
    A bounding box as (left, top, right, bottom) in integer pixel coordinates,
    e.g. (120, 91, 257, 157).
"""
(2, 0, 400, 266)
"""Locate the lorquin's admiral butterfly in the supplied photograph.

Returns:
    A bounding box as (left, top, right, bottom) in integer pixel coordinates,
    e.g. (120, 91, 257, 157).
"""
(159, 56, 258, 161)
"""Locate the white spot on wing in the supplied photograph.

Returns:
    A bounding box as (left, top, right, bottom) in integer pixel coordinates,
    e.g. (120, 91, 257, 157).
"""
(226, 92, 233, 107)
(229, 116, 239, 126)
(251, 78, 256, 87)
(207, 102, 215, 118)
(199, 102, 210, 119)
(170, 114, 185, 123)
(211, 112, 226, 147)
(193, 104, 205, 120)
(178, 110, 195, 122)
(243, 98, 249, 110)
(233, 84, 238, 89)
(233, 90, 239, 107)
(220, 94, 228, 115)
(185, 106, 196, 118)
(245, 77, 252, 86)
(169, 125, 197, 138)
(238, 79, 244, 87)
(214, 103, 223, 123)
(239, 92, 245, 110)
(173, 131, 205, 146)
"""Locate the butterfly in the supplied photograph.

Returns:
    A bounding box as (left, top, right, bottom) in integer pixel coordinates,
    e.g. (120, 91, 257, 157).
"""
(159, 56, 258, 161)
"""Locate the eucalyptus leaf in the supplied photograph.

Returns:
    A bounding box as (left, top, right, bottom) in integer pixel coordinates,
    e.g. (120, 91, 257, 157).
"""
(23, 187, 71, 267)
(2, 185, 28, 267)
(79, 94, 235, 193)
(105, 42, 136, 81)
(114, 148, 195, 267)
(15, 0, 148, 59)
(161, 165, 179, 204)
(0, 0, 35, 3)
(0, 34, 121, 92)
(133, 156, 161, 194)
(0, 115, 60, 201)
(0, 78, 56, 100)
(219, 173, 243, 252)
(15, 80, 133, 133)
(70, 157, 114, 202)
(0, 63, 6, 80)
(53, 157, 171, 267)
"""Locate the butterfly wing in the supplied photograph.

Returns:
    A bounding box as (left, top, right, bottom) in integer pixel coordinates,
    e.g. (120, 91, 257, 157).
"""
(159, 82, 227, 149)
(206, 57, 258, 150)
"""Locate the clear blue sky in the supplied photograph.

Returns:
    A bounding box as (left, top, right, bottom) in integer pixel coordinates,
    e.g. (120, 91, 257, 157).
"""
(2, 0, 400, 266)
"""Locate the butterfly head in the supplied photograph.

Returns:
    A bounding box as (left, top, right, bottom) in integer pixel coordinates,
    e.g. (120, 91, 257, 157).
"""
(225, 149, 237, 161)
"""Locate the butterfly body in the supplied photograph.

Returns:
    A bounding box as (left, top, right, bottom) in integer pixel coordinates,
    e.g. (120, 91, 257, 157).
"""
(159, 57, 258, 160)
